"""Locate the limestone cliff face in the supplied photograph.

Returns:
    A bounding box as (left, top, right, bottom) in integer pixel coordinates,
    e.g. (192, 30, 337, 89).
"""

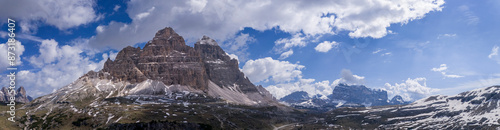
(195, 36, 258, 93)
(0, 86, 31, 103)
(0, 87, 5, 101)
(103, 27, 209, 91)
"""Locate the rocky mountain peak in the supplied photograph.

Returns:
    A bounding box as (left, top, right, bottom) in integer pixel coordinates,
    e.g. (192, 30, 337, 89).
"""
(17, 86, 26, 95)
(281, 84, 409, 111)
(330, 83, 388, 106)
(144, 27, 189, 52)
(154, 27, 179, 39)
(194, 35, 258, 93)
(196, 35, 218, 46)
(16, 86, 30, 103)
(102, 27, 207, 90)
(0, 87, 4, 101)
(0, 86, 32, 103)
(280, 91, 309, 103)
(389, 95, 407, 104)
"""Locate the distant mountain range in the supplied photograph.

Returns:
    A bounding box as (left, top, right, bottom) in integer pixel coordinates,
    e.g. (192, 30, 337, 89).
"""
(280, 83, 410, 111)
(319, 85, 500, 129)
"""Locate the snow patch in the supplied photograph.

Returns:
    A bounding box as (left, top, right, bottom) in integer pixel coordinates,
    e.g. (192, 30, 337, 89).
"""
(197, 36, 218, 46)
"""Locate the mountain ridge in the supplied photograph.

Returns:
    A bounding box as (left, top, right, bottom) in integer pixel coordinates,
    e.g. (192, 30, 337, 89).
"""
(280, 84, 410, 111)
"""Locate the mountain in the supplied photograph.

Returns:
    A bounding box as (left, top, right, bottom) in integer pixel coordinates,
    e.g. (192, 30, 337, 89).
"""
(378, 85, 500, 129)
(280, 91, 309, 103)
(302, 85, 500, 129)
(0, 86, 32, 103)
(329, 84, 389, 106)
(281, 84, 409, 111)
(18, 27, 288, 129)
(97, 27, 275, 105)
(389, 95, 409, 105)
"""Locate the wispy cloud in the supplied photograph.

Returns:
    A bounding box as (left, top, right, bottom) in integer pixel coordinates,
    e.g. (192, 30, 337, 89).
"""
(372, 48, 385, 54)
(441, 77, 500, 96)
(381, 52, 392, 56)
(437, 33, 457, 39)
(279, 49, 294, 60)
(459, 5, 479, 25)
(489, 45, 500, 64)
(113, 5, 121, 12)
(431, 64, 464, 78)
(372, 48, 391, 56)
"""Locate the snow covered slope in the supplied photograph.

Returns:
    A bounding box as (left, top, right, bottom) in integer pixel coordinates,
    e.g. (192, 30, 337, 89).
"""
(379, 85, 500, 129)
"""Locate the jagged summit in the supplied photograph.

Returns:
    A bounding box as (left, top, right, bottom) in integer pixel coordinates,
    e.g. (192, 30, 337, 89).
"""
(154, 27, 178, 38)
(281, 84, 409, 111)
(0, 86, 31, 103)
(103, 27, 208, 90)
(146, 27, 191, 50)
(330, 83, 388, 106)
(280, 91, 309, 103)
(196, 35, 218, 46)
(389, 95, 408, 104)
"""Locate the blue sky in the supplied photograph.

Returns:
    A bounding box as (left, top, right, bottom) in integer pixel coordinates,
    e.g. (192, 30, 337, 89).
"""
(1, 0, 500, 101)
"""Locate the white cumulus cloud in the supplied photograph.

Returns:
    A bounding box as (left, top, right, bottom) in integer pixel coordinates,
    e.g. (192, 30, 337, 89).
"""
(332, 69, 365, 86)
(0, 41, 25, 70)
(0, 0, 99, 32)
(242, 57, 304, 83)
(315, 41, 338, 53)
(266, 79, 334, 99)
(383, 77, 439, 101)
(431, 64, 448, 72)
(135, 7, 155, 20)
(86, 0, 445, 52)
(222, 33, 255, 62)
(0, 39, 116, 97)
(265, 68, 366, 99)
(274, 34, 308, 52)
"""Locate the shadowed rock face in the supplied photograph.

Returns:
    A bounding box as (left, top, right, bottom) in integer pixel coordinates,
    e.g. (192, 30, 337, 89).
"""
(195, 36, 258, 93)
(280, 91, 310, 103)
(0, 87, 5, 101)
(389, 95, 408, 105)
(330, 84, 388, 106)
(103, 27, 209, 91)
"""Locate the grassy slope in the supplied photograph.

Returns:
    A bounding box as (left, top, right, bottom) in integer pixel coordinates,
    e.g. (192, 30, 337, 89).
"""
(0, 104, 26, 130)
